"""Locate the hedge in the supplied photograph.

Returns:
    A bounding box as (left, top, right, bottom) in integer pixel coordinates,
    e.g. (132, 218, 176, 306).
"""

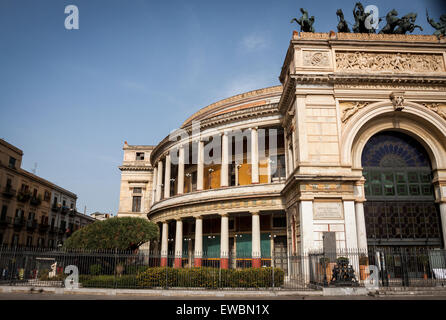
(136, 267, 284, 288)
(79, 275, 138, 288)
(77, 267, 284, 289)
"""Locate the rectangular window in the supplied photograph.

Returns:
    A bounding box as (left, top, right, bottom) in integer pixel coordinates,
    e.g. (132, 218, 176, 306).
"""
(12, 234, 19, 246)
(44, 191, 50, 201)
(26, 236, 33, 247)
(136, 152, 145, 161)
(0, 205, 7, 220)
(132, 196, 141, 212)
(273, 215, 287, 228)
(8, 157, 16, 169)
(133, 187, 142, 194)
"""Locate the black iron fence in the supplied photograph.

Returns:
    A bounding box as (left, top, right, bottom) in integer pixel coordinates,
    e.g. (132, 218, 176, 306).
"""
(0, 246, 446, 290)
(308, 247, 446, 289)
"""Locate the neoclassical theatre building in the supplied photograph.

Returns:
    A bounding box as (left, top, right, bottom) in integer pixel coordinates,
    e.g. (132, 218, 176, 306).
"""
(118, 32, 446, 269)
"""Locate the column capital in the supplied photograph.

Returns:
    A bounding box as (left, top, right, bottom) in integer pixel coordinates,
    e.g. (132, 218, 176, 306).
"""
(175, 217, 183, 221)
(194, 215, 203, 219)
(219, 212, 228, 217)
(251, 211, 260, 216)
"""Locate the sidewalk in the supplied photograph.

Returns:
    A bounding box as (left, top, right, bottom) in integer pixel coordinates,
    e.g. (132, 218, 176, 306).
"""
(1, 285, 446, 297)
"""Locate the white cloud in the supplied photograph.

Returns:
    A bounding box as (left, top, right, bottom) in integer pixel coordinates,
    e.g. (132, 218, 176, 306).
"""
(222, 73, 274, 98)
(240, 34, 267, 51)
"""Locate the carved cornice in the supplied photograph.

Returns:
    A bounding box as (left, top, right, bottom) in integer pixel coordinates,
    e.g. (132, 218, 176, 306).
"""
(181, 86, 282, 127)
(278, 77, 296, 114)
(119, 166, 153, 172)
(292, 31, 441, 43)
(150, 103, 280, 164)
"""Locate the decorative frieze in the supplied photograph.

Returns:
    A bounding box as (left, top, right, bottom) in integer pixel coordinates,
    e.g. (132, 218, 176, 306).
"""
(303, 51, 330, 67)
(335, 51, 444, 73)
(150, 197, 285, 222)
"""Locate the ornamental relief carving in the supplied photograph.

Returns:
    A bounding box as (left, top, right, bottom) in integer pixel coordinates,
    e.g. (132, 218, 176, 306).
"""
(422, 103, 446, 121)
(303, 51, 330, 67)
(340, 100, 446, 126)
(335, 52, 444, 73)
(340, 101, 370, 123)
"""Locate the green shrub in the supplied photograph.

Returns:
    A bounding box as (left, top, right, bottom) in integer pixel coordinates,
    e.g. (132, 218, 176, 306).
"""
(125, 265, 148, 275)
(90, 264, 102, 275)
(79, 274, 138, 288)
(136, 267, 284, 289)
(38, 269, 66, 281)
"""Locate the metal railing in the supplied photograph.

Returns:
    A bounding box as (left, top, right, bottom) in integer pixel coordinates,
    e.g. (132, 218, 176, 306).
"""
(0, 246, 445, 291)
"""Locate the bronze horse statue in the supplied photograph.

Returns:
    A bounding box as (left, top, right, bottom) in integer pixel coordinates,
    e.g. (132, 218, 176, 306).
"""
(379, 9, 400, 34)
(394, 13, 423, 34)
(336, 9, 350, 33)
(291, 8, 315, 32)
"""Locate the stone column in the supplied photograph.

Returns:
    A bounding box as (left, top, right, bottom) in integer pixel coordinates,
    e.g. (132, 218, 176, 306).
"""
(440, 203, 446, 249)
(251, 211, 261, 268)
(194, 216, 203, 267)
(220, 213, 229, 269)
(197, 140, 204, 191)
(251, 127, 259, 184)
(174, 219, 183, 268)
(155, 160, 163, 202)
(284, 132, 289, 178)
(221, 132, 229, 187)
(344, 201, 358, 250)
(160, 221, 168, 267)
(299, 201, 314, 254)
(151, 166, 157, 206)
(355, 202, 368, 252)
(164, 153, 171, 199)
(177, 146, 185, 195)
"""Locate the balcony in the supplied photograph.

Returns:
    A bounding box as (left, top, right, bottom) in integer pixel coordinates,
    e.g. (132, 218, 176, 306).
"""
(30, 195, 42, 206)
(69, 208, 76, 217)
(58, 227, 66, 235)
(2, 186, 16, 198)
(26, 219, 37, 231)
(51, 204, 61, 212)
(49, 226, 58, 234)
(13, 217, 25, 229)
(38, 222, 49, 232)
(0, 216, 12, 227)
(60, 206, 69, 215)
(17, 190, 32, 203)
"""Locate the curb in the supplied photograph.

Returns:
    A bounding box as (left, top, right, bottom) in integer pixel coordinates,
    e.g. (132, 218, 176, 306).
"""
(0, 286, 323, 297)
(2, 286, 446, 297)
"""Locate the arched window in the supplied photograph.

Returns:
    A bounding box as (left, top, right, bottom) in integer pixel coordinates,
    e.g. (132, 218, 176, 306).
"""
(362, 131, 441, 248)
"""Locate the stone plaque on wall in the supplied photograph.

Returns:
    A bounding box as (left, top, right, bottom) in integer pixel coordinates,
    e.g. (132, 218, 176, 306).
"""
(313, 202, 343, 220)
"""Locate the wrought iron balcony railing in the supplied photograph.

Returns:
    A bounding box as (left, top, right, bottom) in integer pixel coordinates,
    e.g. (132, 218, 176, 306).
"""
(26, 219, 37, 230)
(0, 216, 12, 226)
(13, 217, 25, 228)
(2, 186, 16, 197)
(30, 196, 42, 206)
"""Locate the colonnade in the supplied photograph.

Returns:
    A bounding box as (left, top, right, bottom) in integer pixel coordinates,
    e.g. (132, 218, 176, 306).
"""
(159, 211, 262, 269)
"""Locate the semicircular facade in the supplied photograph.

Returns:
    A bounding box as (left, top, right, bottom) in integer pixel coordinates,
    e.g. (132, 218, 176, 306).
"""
(118, 33, 446, 272)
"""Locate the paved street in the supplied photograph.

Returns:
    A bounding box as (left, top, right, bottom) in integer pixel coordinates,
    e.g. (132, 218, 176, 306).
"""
(1, 292, 446, 300)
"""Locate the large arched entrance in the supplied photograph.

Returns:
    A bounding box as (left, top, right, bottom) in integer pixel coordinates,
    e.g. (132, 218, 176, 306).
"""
(362, 131, 443, 250)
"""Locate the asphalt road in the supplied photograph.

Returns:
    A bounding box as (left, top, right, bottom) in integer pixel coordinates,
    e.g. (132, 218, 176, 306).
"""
(0, 292, 446, 300)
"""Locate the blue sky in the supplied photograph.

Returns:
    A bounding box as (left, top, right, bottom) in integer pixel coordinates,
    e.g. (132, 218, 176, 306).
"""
(0, 0, 444, 215)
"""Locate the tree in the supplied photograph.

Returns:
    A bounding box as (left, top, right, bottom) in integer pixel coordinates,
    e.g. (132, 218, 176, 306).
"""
(63, 217, 159, 251)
